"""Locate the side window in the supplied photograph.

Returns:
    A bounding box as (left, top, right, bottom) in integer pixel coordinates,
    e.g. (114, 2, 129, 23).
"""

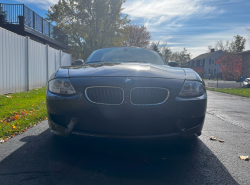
(212, 59, 215, 64)
(209, 59, 211, 65)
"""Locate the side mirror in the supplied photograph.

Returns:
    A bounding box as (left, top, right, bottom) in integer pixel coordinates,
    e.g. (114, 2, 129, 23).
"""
(168, 61, 178, 67)
(73, 59, 84, 65)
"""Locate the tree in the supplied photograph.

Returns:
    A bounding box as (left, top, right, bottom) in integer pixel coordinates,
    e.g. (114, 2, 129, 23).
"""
(230, 35, 246, 52)
(208, 40, 231, 52)
(178, 48, 191, 66)
(169, 48, 191, 66)
(160, 43, 172, 62)
(120, 25, 151, 48)
(148, 41, 192, 65)
(46, 0, 130, 59)
(216, 53, 242, 80)
(207, 35, 246, 53)
(149, 41, 160, 54)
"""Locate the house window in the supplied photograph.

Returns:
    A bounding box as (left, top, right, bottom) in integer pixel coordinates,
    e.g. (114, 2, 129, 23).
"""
(209, 59, 211, 65)
(214, 69, 216, 74)
(212, 59, 215, 64)
(194, 61, 196, 66)
(197, 60, 200, 66)
(203, 59, 205, 66)
(209, 69, 210, 74)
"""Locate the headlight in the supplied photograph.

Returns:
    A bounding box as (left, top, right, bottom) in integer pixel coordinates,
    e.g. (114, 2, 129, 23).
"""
(48, 78, 76, 94)
(178, 81, 205, 97)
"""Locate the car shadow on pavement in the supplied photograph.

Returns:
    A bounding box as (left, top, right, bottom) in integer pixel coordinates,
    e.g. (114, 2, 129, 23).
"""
(0, 129, 239, 185)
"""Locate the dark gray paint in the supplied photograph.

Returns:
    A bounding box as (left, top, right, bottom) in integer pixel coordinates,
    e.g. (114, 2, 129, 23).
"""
(67, 63, 186, 79)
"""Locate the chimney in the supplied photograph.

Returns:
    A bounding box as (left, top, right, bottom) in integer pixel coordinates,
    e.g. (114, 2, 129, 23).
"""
(211, 48, 215, 52)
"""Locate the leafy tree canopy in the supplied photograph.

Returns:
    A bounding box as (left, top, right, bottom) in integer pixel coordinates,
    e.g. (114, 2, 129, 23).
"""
(216, 53, 242, 80)
(231, 35, 246, 53)
(120, 25, 151, 48)
(46, 0, 130, 59)
(207, 35, 246, 53)
(168, 48, 191, 66)
(150, 42, 160, 54)
(160, 43, 172, 62)
(150, 42, 191, 66)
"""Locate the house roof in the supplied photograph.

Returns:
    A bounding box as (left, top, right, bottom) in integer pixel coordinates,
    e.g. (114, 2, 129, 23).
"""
(191, 50, 223, 61)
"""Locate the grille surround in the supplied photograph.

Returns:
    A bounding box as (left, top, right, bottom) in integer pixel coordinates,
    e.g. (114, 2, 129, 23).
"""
(130, 87, 170, 106)
(85, 86, 124, 105)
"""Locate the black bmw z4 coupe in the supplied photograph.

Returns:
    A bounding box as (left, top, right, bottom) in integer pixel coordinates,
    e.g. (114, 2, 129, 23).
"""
(46, 47, 207, 140)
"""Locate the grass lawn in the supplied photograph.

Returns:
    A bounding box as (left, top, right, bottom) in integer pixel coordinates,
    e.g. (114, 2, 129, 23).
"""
(207, 88, 250, 97)
(0, 87, 47, 140)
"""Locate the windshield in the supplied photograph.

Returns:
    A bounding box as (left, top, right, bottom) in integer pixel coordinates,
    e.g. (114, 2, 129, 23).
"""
(85, 47, 165, 65)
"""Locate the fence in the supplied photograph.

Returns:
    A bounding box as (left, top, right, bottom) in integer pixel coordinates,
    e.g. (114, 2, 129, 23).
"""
(0, 27, 72, 95)
(0, 3, 68, 46)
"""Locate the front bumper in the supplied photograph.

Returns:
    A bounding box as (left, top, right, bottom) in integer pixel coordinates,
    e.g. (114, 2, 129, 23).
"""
(49, 118, 203, 139)
(47, 89, 207, 139)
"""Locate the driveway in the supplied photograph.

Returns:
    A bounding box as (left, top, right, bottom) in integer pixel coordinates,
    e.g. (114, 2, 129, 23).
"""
(204, 80, 242, 88)
(0, 91, 250, 185)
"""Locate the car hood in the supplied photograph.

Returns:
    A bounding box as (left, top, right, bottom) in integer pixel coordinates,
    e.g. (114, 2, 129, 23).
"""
(66, 63, 186, 80)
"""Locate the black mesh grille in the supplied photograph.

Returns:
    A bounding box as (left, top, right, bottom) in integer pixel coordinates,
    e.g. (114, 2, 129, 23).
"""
(86, 87, 123, 105)
(131, 88, 169, 105)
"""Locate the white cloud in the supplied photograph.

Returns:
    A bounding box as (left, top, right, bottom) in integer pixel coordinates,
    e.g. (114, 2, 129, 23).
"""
(122, 0, 250, 58)
(15, 0, 249, 58)
(123, 0, 228, 49)
(123, 0, 226, 27)
(14, 0, 58, 10)
(168, 27, 250, 58)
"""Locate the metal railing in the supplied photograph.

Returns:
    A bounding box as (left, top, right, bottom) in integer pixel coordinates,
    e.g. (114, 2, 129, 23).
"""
(0, 3, 23, 24)
(0, 3, 68, 46)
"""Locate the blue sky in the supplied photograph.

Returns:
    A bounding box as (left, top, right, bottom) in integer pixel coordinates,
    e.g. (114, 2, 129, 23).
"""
(1, 0, 250, 58)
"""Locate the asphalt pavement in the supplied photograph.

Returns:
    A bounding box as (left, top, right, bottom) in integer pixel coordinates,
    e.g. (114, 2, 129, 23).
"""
(0, 91, 250, 185)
